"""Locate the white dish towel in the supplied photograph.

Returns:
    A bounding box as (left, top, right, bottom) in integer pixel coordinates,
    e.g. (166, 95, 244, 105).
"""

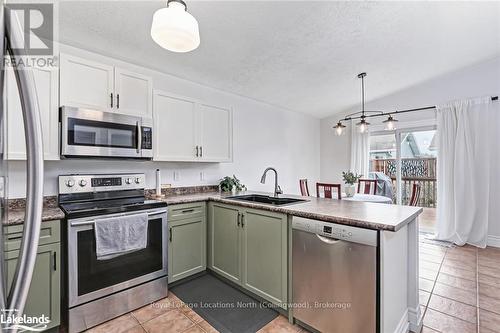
(94, 213, 148, 260)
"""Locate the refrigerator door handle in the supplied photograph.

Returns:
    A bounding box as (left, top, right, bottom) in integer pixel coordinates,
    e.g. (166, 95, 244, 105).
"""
(3, 7, 45, 325)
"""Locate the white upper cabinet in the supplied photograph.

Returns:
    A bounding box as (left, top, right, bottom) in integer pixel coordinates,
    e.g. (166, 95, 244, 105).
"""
(153, 91, 233, 163)
(60, 53, 152, 117)
(198, 104, 232, 162)
(6, 66, 59, 160)
(114, 68, 152, 117)
(60, 54, 114, 111)
(153, 91, 197, 161)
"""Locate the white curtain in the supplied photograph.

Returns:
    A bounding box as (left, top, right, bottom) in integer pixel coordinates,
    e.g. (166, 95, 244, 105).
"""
(350, 120, 370, 177)
(435, 97, 499, 248)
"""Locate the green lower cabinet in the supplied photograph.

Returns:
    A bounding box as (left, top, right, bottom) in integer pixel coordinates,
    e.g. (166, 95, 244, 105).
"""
(5, 242, 60, 331)
(241, 209, 287, 307)
(208, 203, 242, 284)
(208, 203, 288, 309)
(168, 216, 207, 283)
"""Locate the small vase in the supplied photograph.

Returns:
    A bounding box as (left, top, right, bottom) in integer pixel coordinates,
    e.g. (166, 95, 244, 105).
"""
(345, 185, 356, 197)
(231, 187, 237, 195)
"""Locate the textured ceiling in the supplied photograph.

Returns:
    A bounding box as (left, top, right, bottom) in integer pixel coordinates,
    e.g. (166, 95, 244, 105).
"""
(58, 1, 500, 118)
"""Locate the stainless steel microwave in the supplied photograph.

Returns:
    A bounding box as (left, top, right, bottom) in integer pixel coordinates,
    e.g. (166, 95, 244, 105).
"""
(60, 106, 153, 159)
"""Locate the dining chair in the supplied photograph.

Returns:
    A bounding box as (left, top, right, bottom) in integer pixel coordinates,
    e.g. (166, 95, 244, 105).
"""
(299, 179, 310, 196)
(316, 183, 342, 200)
(358, 179, 377, 195)
(409, 183, 421, 206)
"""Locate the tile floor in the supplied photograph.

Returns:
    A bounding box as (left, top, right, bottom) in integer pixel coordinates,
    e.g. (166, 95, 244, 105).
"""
(419, 239, 500, 333)
(84, 292, 305, 333)
(85, 238, 500, 333)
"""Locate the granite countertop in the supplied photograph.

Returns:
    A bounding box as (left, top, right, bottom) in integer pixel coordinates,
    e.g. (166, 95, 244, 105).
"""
(5, 189, 423, 231)
(158, 190, 423, 232)
(6, 206, 65, 225)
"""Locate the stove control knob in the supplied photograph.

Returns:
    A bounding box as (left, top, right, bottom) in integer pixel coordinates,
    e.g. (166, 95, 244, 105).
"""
(134, 177, 141, 184)
(66, 180, 75, 188)
(125, 178, 132, 184)
(79, 180, 87, 187)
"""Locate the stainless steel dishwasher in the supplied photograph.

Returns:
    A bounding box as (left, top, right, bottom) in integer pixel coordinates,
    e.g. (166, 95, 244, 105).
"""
(292, 217, 378, 333)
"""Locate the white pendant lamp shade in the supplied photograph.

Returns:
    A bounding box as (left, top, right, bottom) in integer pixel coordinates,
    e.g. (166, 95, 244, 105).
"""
(151, 0, 200, 53)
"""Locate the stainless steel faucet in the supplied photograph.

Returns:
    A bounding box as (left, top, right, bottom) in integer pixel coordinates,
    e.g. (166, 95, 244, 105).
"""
(260, 167, 282, 198)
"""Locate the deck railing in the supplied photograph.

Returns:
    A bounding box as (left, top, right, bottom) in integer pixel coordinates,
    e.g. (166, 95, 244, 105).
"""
(370, 158, 437, 207)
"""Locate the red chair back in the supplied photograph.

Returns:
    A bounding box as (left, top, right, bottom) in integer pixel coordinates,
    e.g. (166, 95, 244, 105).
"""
(316, 183, 341, 200)
(299, 179, 310, 196)
(409, 183, 421, 206)
(358, 179, 377, 195)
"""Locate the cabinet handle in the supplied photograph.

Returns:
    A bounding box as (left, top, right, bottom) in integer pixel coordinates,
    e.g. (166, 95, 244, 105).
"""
(200, 146, 203, 157)
(169, 227, 172, 242)
(181, 209, 194, 214)
(241, 214, 245, 228)
(53, 252, 57, 271)
(237, 213, 241, 227)
(117, 94, 120, 109)
(110, 93, 113, 108)
(195, 146, 199, 157)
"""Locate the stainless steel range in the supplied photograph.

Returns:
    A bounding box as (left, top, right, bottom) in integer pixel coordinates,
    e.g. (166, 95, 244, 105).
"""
(58, 173, 168, 333)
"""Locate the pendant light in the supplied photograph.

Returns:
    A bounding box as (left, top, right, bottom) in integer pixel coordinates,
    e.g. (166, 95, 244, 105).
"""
(356, 72, 369, 133)
(151, 0, 200, 53)
(356, 117, 370, 133)
(333, 121, 346, 136)
(383, 115, 398, 130)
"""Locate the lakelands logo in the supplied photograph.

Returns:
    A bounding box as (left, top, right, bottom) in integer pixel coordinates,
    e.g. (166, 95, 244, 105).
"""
(4, 1, 58, 69)
(1, 309, 50, 331)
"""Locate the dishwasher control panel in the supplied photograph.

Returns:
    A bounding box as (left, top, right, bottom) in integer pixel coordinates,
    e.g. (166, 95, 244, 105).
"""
(292, 217, 378, 246)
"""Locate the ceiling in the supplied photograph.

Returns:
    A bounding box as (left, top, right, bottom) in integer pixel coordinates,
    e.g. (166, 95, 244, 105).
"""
(58, 1, 500, 118)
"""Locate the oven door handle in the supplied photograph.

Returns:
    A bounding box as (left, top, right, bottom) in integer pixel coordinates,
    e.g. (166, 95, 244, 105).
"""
(70, 209, 167, 227)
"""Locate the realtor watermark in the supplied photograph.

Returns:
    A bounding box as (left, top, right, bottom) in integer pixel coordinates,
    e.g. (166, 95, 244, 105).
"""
(4, 1, 58, 69)
(1, 309, 50, 331)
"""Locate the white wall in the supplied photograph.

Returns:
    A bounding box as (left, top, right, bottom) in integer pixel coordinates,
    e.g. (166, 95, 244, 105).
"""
(7, 44, 320, 198)
(320, 56, 500, 239)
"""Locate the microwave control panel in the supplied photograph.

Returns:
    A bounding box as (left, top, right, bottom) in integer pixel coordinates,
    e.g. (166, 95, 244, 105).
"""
(141, 127, 152, 150)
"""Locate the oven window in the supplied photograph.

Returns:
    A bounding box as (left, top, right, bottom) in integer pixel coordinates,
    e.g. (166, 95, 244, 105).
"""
(77, 219, 163, 296)
(68, 118, 137, 149)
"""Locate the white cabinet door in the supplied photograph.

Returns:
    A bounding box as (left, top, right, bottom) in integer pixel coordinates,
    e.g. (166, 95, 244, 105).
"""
(6, 66, 59, 160)
(114, 68, 152, 117)
(60, 53, 114, 111)
(198, 104, 232, 162)
(153, 91, 197, 161)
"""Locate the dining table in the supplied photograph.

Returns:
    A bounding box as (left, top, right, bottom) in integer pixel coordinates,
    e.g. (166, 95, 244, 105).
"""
(342, 193, 393, 204)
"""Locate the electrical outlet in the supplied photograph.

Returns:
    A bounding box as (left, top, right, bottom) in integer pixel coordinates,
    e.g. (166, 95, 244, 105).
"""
(173, 171, 180, 181)
(200, 171, 205, 181)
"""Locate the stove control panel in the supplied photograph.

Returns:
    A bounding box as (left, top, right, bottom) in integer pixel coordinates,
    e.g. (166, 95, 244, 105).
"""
(59, 174, 146, 194)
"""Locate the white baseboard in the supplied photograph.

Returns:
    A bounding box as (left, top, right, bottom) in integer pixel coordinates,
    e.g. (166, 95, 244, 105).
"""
(487, 235, 500, 248)
(407, 306, 423, 333)
(394, 309, 410, 333)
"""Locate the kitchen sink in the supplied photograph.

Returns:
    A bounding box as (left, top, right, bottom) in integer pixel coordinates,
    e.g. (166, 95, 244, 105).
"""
(226, 194, 307, 206)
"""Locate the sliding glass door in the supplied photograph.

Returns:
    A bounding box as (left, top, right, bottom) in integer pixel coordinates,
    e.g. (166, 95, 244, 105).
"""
(369, 126, 437, 208)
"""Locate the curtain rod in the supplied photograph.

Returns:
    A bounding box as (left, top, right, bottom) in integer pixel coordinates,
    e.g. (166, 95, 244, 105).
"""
(342, 95, 498, 121)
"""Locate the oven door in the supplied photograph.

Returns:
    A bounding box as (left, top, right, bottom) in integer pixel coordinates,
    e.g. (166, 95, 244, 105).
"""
(60, 106, 151, 159)
(67, 208, 168, 307)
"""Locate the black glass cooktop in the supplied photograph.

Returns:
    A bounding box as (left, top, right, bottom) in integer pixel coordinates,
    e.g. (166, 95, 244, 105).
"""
(59, 197, 166, 219)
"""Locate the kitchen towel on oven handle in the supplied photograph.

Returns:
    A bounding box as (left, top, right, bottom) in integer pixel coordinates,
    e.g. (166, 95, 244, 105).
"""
(94, 213, 148, 260)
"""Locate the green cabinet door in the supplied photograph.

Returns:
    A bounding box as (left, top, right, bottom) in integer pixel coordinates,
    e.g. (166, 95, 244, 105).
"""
(208, 203, 242, 284)
(241, 209, 288, 308)
(168, 216, 207, 283)
(5, 242, 60, 331)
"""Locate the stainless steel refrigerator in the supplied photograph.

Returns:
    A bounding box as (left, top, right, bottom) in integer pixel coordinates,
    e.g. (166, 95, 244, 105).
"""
(0, 3, 45, 332)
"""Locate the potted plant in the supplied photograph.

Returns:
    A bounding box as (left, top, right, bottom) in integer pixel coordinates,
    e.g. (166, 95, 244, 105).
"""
(342, 171, 362, 197)
(219, 175, 247, 194)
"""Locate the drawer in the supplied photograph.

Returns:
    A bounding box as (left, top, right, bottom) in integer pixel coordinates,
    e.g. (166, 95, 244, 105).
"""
(4, 220, 61, 252)
(168, 202, 205, 222)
